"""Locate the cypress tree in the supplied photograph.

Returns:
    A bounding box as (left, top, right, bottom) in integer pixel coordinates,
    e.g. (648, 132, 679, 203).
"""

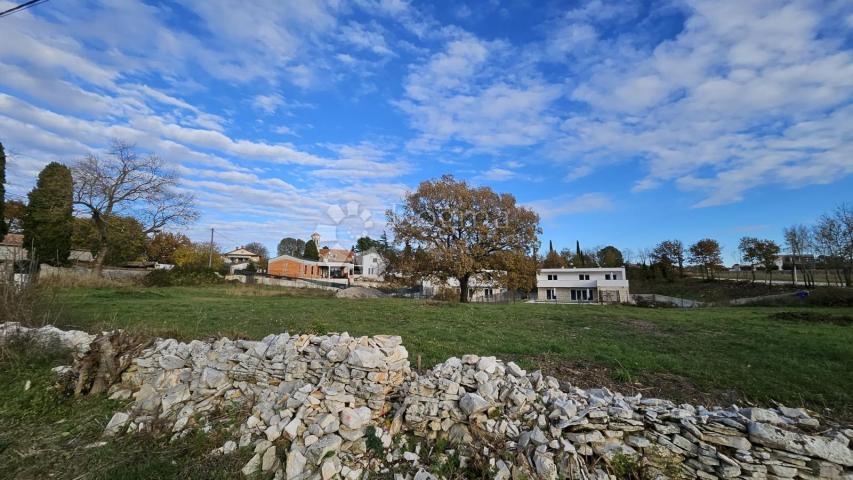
(23, 162, 73, 266)
(575, 240, 584, 267)
(0, 143, 6, 237)
(303, 239, 320, 261)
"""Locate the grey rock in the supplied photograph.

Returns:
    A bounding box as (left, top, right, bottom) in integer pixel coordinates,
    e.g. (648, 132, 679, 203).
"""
(104, 412, 130, 436)
(459, 393, 489, 416)
(305, 434, 342, 465)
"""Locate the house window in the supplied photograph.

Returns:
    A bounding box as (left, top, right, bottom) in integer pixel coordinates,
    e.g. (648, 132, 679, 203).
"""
(546, 288, 556, 300)
(547, 274, 558, 280)
(484, 288, 493, 298)
(605, 274, 611, 280)
(578, 274, 590, 280)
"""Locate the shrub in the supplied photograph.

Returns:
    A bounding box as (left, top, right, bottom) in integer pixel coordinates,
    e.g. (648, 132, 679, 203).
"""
(142, 267, 224, 287)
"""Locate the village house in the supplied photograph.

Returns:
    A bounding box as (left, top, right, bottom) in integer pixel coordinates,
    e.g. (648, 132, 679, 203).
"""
(536, 267, 630, 303)
(421, 271, 507, 301)
(355, 248, 387, 281)
(266, 233, 354, 285)
(223, 246, 261, 265)
(0, 233, 26, 262)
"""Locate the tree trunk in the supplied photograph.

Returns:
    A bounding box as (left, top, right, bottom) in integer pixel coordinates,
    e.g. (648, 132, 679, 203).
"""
(92, 213, 109, 276)
(459, 275, 470, 303)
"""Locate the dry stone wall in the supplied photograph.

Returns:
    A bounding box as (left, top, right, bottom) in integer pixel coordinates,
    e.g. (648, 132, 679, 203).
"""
(2, 322, 851, 480)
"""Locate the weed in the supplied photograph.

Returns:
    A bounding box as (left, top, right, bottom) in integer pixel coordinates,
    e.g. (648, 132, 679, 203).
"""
(365, 425, 384, 457)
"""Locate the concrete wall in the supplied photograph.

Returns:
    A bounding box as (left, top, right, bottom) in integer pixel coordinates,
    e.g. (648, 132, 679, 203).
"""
(38, 264, 149, 282)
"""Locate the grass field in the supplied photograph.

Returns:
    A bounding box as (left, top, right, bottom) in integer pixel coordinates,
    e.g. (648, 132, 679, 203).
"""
(50, 284, 853, 419)
(2, 283, 852, 479)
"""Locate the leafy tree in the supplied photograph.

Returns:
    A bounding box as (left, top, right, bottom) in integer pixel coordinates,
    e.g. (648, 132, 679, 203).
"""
(72, 140, 198, 275)
(146, 231, 192, 264)
(756, 239, 781, 286)
(497, 252, 539, 296)
(22, 162, 74, 266)
(0, 142, 6, 237)
(173, 241, 223, 269)
(651, 240, 685, 278)
(596, 246, 624, 267)
(387, 175, 540, 303)
(356, 236, 382, 253)
(688, 238, 723, 280)
(277, 237, 305, 257)
(738, 237, 761, 282)
(302, 239, 320, 261)
(542, 241, 567, 268)
(243, 241, 269, 268)
(72, 216, 146, 266)
(3, 199, 25, 233)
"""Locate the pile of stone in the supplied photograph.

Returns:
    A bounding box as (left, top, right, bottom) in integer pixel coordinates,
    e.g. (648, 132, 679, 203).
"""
(103, 331, 410, 479)
(3, 322, 851, 479)
(0, 321, 95, 353)
(402, 354, 853, 479)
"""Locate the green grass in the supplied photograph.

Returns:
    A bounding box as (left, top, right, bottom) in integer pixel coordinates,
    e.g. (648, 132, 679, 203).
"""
(52, 284, 853, 419)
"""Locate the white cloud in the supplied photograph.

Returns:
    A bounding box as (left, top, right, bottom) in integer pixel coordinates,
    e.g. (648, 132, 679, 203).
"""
(525, 193, 614, 219)
(553, 0, 853, 206)
(397, 35, 562, 151)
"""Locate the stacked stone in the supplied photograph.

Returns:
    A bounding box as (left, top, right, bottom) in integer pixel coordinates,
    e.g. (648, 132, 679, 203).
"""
(7, 323, 852, 480)
(0, 321, 95, 353)
(103, 331, 410, 479)
(401, 355, 853, 479)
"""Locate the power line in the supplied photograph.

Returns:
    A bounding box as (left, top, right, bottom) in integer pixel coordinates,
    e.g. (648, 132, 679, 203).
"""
(0, 0, 49, 18)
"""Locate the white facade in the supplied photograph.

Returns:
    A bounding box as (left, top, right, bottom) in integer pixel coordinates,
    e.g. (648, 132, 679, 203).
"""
(422, 271, 507, 301)
(355, 250, 387, 280)
(223, 247, 261, 265)
(536, 267, 630, 303)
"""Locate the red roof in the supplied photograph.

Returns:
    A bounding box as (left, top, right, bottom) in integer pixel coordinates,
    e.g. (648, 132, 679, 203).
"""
(1, 233, 24, 247)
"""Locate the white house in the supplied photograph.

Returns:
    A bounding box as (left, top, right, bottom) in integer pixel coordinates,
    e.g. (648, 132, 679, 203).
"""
(536, 267, 630, 303)
(422, 271, 507, 301)
(355, 249, 387, 280)
(0, 233, 26, 262)
(223, 247, 261, 265)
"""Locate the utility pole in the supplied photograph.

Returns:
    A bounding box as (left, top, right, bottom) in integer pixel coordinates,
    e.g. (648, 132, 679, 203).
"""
(208, 228, 214, 268)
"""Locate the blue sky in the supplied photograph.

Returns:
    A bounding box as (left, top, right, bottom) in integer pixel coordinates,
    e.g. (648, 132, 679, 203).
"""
(1, 0, 851, 263)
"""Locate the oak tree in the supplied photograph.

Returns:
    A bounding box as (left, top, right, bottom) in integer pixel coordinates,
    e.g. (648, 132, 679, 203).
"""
(387, 175, 540, 303)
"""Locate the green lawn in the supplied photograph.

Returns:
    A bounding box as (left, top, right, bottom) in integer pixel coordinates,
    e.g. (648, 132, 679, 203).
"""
(51, 284, 853, 419)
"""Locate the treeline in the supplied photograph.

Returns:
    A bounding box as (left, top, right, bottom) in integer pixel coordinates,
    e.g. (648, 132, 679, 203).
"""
(629, 203, 852, 287)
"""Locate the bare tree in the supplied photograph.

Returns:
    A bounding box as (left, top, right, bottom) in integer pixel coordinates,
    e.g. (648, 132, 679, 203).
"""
(813, 204, 853, 286)
(783, 224, 814, 287)
(73, 141, 198, 274)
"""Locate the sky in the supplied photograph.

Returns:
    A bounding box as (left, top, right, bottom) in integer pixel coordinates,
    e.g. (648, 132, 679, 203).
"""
(1, 0, 852, 263)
